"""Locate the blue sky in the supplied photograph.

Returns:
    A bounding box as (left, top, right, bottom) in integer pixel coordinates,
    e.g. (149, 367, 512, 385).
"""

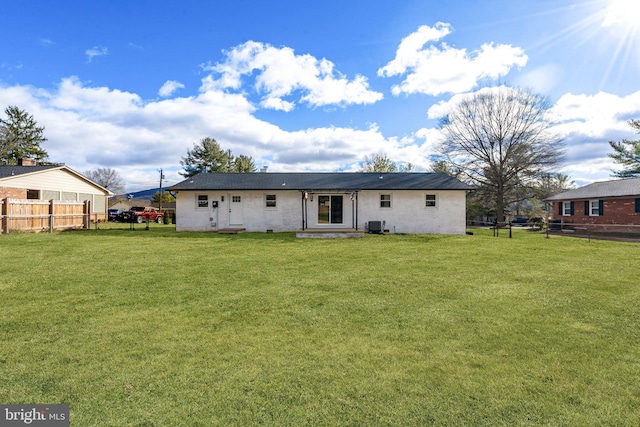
(1, 0, 639, 191)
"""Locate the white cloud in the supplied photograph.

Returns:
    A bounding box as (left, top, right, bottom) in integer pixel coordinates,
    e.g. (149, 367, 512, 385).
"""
(158, 80, 185, 97)
(547, 90, 640, 182)
(378, 23, 528, 96)
(0, 76, 394, 190)
(549, 90, 640, 137)
(378, 22, 453, 77)
(202, 41, 383, 110)
(85, 46, 108, 63)
(260, 97, 295, 112)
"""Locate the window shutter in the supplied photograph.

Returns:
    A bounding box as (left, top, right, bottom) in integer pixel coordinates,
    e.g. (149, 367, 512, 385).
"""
(584, 201, 589, 215)
(570, 202, 574, 215)
(599, 200, 604, 216)
(559, 202, 563, 216)
(636, 198, 640, 213)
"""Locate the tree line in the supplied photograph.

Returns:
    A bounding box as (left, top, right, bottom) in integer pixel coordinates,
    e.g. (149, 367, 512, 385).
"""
(2, 88, 640, 216)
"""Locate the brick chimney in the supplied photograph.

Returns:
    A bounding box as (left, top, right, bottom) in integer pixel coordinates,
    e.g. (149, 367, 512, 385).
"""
(18, 158, 37, 166)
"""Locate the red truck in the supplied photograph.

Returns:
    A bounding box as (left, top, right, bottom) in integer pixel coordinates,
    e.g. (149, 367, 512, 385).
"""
(117, 206, 165, 223)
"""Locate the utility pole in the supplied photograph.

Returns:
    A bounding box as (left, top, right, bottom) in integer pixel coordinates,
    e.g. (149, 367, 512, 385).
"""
(158, 168, 165, 212)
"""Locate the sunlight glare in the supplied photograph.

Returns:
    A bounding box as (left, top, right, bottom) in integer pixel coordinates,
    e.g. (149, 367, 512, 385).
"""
(602, 0, 640, 28)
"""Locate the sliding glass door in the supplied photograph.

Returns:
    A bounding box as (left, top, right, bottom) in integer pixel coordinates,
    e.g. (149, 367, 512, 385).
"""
(318, 195, 343, 224)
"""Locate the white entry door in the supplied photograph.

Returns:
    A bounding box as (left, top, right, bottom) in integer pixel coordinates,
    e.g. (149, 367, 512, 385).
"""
(229, 194, 244, 226)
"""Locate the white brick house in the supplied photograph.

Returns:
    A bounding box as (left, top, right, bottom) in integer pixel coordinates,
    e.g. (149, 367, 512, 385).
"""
(168, 172, 472, 235)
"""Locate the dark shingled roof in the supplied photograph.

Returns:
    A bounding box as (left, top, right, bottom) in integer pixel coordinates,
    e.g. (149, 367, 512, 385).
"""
(0, 165, 59, 179)
(544, 177, 640, 201)
(168, 172, 473, 192)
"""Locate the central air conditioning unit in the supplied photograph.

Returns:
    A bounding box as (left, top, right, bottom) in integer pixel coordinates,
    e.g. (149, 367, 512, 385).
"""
(368, 221, 383, 234)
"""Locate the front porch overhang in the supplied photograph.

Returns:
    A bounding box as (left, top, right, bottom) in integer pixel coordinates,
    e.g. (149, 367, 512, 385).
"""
(299, 189, 359, 231)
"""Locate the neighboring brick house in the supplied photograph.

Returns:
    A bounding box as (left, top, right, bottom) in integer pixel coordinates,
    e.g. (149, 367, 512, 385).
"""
(544, 177, 640, 226)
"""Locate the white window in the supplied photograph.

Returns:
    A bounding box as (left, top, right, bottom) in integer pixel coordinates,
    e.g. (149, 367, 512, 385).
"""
(265, 194, 277, 208)
(425, 194, 437, 207)
(589, 200, 600, 216)
(197, 195, 208, 208)
(380, 194, 391, 208)
(563, 201, 572, 216)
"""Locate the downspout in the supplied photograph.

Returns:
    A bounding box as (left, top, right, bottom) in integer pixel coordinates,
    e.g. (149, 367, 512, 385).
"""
(355, 191, 359, 230)
(301, 191, 305, 230)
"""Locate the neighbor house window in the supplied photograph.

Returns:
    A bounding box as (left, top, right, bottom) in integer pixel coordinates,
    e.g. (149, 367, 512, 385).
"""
(197, 195, 208, 208)
(265, 194, 277, 208)
(562, 201, 573, 216)
(26, 189, 40, 199)
(380, 194, 391, 208)
(425, 194, 436, 207)
(589, 200, 600, 216)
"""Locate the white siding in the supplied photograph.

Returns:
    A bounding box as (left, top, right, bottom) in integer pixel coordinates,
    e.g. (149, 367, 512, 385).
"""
(176, 189, 467, 234)
(1, 169, 104, 194)
(356, 190, 467, 234)
(176, 191, 304, 232)
(1, 168, 110, 215)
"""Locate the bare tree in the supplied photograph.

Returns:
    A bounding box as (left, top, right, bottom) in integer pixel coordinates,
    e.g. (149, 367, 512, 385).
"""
(535, 172, 575, 200)
(360, 154, 413, 172)
(438, 86, 564, 222)
(84, 167, 125, 194)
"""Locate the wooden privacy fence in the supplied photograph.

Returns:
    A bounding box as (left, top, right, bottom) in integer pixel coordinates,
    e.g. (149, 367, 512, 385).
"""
(0, 198, 91, 234)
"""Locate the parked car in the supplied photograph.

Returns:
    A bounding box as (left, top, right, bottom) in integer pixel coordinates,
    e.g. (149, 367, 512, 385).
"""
(108, 208, 124, 221)
(117, 206, 165, 223)
(511, 217, 529, 226)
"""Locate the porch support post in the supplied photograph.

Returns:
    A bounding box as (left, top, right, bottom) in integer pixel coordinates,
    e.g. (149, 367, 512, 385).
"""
(301, 191, 305, 230)
(305, 193, 309, 230)
(355, 191, 359, 230)
(351, 192, 355, 229)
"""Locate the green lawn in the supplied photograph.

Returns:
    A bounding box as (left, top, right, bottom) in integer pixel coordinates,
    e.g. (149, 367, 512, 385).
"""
(1, 227, 639, 426)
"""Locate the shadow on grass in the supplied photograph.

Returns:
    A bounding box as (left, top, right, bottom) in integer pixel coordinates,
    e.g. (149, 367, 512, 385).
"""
(73, 225, 459, 243)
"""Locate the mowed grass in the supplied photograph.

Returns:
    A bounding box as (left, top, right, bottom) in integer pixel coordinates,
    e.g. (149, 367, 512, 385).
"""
(1, 226, 639, 426)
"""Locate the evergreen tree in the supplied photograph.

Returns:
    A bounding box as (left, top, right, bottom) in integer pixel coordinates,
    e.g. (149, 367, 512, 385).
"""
(0, 106, 49, 165)
(609, 119, 640, 178)
(180, 137, 232, 177)
(180, 137, 256, 177)
(231, 155, 257, 172)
